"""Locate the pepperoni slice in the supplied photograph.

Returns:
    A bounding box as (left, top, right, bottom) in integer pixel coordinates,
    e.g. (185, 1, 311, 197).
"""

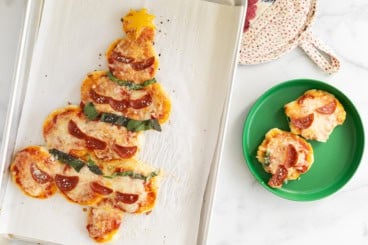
(316, 100, 336, 114)
(284, 144, 298, 168)
(131, 57, 155, 71)
(30, 163, 53, 184)
(291, 113, 314, 129)
(68, 120, 86, 139)
(109, 98, 129, 112)
(109, 51, 135, 64)
(90, 182, 113, 195)
(85, 137, 107, 150)
(268, 165, 288, 188)
(90, 89, 109, 104)
(115, 192, 139, 204)
(55, 174, 79, 192)
(68, 120, 107, 150)
(129, 94, 152, 109)
(297, 94, 314, 105)
(90, 88, 151, 111)
(112, 144, 137, 158)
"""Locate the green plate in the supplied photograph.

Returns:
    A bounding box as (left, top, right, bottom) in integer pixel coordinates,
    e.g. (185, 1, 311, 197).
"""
(242, 79, 364, 201)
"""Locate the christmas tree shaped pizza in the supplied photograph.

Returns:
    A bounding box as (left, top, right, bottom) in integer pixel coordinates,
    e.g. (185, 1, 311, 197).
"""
(9, 9, 170, 242)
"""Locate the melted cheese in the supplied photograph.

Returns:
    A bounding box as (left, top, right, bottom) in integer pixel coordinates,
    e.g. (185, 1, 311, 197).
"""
(284, 89, 346, 142)
(10, 8, 164, 243)
(10, 146, 58, 198)
(106, 38, 158, 83)
(81, 71, 171, 123)
(110, 176, 147, 213)
(257, 128, 314, 187)
(87, 205, 124, 243)
(57, 167, 102, 205)
(43, 105, 142, 160)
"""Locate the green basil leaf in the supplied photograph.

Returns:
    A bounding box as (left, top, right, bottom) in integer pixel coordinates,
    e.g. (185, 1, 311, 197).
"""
(49, 149, 85, 172)
(263, 151, 271, 166)
(83, 102, 99, 120)
(116, 170, 134, 177)
(107, 71, 136, 89)
(145, 171, 159, 182)
(100, 112, 161, 132)
(141, 78, 157, 87)
(149, 119, 162, 132)
(100, 112, 129, 127)
(107, 71, 156, 90)
(134, 123, 147, 132)
(87, 158, 103, 175)
(126, 119, 143, 131)
(103, 170, 157, 181)
(132, 173, 147, 180)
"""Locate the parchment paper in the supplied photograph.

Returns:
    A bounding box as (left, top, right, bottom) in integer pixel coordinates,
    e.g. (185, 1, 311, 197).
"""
(0, 0, 243, 244)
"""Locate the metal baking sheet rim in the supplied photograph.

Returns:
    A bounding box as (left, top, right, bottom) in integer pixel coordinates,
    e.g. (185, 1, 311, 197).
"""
(0, 0, 247, 244)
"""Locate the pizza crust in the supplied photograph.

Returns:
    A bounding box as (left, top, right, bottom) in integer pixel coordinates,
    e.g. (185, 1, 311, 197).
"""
(257, 128, 314, 188)
(81, 71, 171, 123)
(284, 89, 346, 142)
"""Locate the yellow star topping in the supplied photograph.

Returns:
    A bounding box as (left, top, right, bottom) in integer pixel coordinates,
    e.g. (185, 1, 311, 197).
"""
(123, 9, 156, 39)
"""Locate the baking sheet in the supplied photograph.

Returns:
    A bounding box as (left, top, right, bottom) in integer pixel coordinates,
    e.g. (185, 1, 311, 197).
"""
(0, 0, 245, 244)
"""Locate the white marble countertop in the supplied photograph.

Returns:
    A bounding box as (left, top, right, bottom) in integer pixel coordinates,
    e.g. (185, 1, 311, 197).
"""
(1, 0, 368, 244)
(208, 0, 368, 244)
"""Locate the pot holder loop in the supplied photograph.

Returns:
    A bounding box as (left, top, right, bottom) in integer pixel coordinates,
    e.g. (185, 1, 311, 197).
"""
(298, 30, 340, 74)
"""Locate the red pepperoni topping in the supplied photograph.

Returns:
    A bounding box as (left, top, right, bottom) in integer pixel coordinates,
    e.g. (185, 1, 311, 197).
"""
(112, 144, 137, 158)
(284, 144, 298, 168)
(109, 51, 135, 64)
(131, 57, 155, 71)
(68, 120, 107, 150)
(90, 89, 152, 111)
(316, 101, 337, 114)
(129, 94, 152, 109)
(291, 113, 314, 129)
(89, 89, 109, 104)
(115, 192, 139, 204)
(268, 165, 288, 188)
(90, 182, 113, 195)
(85, 137, 107, 150)
(55, 174, 79, 192)
(30, 163, 53, 184)
(68, 120, 85, 139)
(109, 99, 129, 112)
(297, 94, 314, 105)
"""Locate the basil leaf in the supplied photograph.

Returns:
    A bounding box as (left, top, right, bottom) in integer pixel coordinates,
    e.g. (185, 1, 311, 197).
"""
(126, 118, 160, 132)
(263, 151, 271, 166)
(100, 112, 129, 127)
(103, 170, 158, 182)
(126, 119, 143, 131)
(107, 71, 136, 89)
(132, 173, 147, 180)
(149, 119, 162, 132)
(83, 102, 99, 120)
(115, 170, 134, 177)
(99, 111, 161, 132)
(49, 149, 85, 172)
(87, 158, 103, 175)
(107, 71, 156, 90)
(141, 78, 157, 87)
(146, 171, 159, 182)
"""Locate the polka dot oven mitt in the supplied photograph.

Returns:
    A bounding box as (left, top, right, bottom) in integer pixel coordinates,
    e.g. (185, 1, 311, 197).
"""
(240, 0, 340, 74)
